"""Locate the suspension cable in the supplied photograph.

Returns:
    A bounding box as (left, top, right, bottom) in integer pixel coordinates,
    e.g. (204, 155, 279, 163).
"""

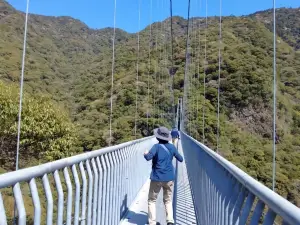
(216, 0, 222, 153)
(202, 0, 207, 143)
(153, 0, 159, 126)
(159, 0, 164, 120)
(272, 0, 277, 192)
(15, 0, 30, 171)
(190, 15, 195, 136)
(191, 7, 197, 136)
(109, 0, 117, 146)
(169, 0, 176, 127)
(193, 5, 198, 138)
(196, 0, 202, 140)
(183, 0, 191, 133)
(164, 0, 170, 124)
(134, 0, 141, 138)
(147, 0, 153, 134)
(14, 1, 30, 223)
(163, 0, 168, 122)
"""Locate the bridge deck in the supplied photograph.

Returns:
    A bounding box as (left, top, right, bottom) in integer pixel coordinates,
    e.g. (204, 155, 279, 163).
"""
(120, 141, 196, 225)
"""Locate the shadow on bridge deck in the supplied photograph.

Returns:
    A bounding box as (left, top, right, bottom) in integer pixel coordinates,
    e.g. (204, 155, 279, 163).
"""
(120, 141, 197, 225)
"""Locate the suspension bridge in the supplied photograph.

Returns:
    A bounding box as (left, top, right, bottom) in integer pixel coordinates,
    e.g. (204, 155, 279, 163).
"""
(0, 0, 300, 224)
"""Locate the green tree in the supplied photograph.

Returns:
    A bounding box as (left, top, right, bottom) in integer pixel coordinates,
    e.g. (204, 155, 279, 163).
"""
(0, 82, 79, 170)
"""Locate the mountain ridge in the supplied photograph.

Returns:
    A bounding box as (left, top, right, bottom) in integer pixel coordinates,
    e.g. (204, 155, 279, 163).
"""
(0, 0, 300, 208)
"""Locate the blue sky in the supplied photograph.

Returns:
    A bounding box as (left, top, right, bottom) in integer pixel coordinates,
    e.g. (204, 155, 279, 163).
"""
(6, 0, 300, 33)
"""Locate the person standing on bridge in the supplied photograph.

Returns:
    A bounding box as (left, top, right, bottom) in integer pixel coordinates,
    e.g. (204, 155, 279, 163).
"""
(170, 127, 180, 146)
(144, 126, 184, 225)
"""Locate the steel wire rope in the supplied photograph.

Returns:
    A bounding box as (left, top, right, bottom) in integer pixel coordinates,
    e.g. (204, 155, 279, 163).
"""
(183, 0, 191, 133)
(134, 0, 141, 138)
(161, 0, 166, 121)
(159, 0, 166, 121)
(147, 0, 153, 134)
(164, 0, 170, 124)
(165, 0, 172, 126)
(190, 7, 196, 136)
(272, 0, 277, 191)
(15, 0, 30, 171)
(153, 0, 159, 127)
(109, 0, 117, 146)
(216, 0, 222, 153)
(192, 3, 199, 138)
(163, 0, 169, 124)
(202, 0, 208, 143)
(14, 1, 30, 223)
(164, 0, 171, 125)
(196, 0, 202, 140)
(169, 0, 176, 127)
(189, 15, 193, 136)
(191, 14, 195, 136)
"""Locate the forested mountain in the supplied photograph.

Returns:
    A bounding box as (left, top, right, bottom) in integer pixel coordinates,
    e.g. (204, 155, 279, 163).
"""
(0, 0, 300, 209)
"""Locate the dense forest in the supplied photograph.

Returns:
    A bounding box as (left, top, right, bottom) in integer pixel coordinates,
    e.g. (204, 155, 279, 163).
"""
(0, 0, 300, 211)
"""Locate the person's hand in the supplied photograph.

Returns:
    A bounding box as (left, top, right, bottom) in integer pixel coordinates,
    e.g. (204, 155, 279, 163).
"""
(144, 151, 149, 155)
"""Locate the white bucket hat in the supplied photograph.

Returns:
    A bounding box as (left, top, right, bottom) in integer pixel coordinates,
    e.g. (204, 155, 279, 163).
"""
(153, 126, 171, 141)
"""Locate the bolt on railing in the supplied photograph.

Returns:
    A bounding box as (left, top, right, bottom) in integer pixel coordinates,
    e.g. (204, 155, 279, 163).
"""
(181, 132, 300, 225)
(0, 136, 156, 225)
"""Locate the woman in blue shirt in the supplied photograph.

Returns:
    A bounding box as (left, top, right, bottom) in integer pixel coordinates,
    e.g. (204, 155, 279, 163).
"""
(144, 126, 183, 225)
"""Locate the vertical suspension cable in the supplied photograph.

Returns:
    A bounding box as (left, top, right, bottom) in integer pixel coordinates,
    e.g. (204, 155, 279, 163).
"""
(134, 0, 141, 138)
(14, 1, 30, 223)
(183, 0, 191, 133)
(216, 0, 222, 153)
(188, 16, 194, 136)
(272, 0, 277, 192)
(190, 15, 195, 136)
(15, 0, 30, 171)
(169, 0, 176, 127)
(163, 0, 167, 122)
(153, 0, 159, 126)
(202, 0, 207, 143)
(190, 7, 197, 136)
(164, 0, 170, 124)
(109, 0, 117, 146)
(196, 0, 202, 140)
(162, 0, 165, 120)
(192, 4, 198, 138)
(164, 0, 168, 123)
(159, 0, 163, 120)
(147, 0, 153, 134)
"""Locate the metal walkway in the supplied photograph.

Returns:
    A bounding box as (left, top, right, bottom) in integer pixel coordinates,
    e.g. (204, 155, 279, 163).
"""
(120, 140, 196, 225)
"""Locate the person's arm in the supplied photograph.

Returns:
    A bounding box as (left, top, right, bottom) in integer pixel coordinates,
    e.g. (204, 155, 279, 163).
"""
(144, 145, 157, 161)
(173, 146, 183, 162)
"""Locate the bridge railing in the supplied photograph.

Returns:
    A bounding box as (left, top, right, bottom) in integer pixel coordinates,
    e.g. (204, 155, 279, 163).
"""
(0, 136, 156, 225)
(181, 132, 300, 225)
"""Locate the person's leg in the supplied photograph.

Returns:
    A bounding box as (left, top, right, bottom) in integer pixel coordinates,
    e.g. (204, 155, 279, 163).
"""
(172, 138, 175, 144)
(174, 138, 178, 147)
(148, 181, 162, 225)
(162, 181, 174, 224)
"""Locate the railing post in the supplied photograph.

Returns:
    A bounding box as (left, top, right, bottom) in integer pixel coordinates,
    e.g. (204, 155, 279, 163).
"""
(86, 160, 94, 225)
(96, 156, 103, 225)
(71, 165, 80, 225)
(91, 159, 98, 225)
(29, 178, 41, 225)
(100, 155, 108, 225)
(63, 168, 73, 225)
